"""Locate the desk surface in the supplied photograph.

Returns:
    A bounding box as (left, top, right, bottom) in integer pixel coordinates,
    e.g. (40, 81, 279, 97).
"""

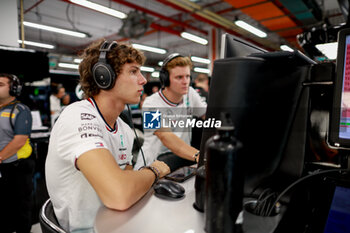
(94, 177, 205, 233)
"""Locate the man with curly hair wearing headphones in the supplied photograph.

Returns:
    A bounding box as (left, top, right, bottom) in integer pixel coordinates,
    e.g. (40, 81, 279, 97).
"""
(45, 40, 170, 232)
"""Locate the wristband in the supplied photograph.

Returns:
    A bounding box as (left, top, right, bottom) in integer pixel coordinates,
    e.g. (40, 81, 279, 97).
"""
(193, 151, 200, 162)
(139, 166, 160, 186)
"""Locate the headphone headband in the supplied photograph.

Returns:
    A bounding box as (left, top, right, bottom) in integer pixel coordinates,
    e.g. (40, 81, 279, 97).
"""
(161, 53, 182, 70)
(159, 53, 184, 88)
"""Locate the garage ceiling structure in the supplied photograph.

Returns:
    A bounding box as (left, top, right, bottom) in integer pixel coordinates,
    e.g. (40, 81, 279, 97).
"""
(19, 0, 345, 73)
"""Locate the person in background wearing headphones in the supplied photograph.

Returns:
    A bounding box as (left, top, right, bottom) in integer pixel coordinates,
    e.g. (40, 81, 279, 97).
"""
(194, 73, 209, 103)
(45, 40, 170, 232)
(0, 73, 34, 233)
(135, 54, 207, 172)
(50, 83, 68, 126)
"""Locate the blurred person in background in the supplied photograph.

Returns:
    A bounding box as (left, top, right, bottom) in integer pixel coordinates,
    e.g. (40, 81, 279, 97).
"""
(0, 73, 33, 233)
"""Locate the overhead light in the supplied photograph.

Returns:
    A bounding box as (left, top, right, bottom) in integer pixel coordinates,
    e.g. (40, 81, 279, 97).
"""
(18, 40, 55, 49)
(194, 67, 210, 74)
(140, 66, 155, 72)
(70, 0, 127, 19)
(158, 61, 163, 66)
(315, 42, 338, 60)
(23, 21, 87, 38)
(74, 58, 83, 63)
(191, 56, 210, 64)
(0, 45, 35, 53)
(50, 69, 80, 75)
(132, 43, 167, 54)
(280, 45, 294, 52)
(181, 32, 208, 45)
(234, 20, 267, 38)
(151, 71, 160, 78)
(58, 63, 79, 69)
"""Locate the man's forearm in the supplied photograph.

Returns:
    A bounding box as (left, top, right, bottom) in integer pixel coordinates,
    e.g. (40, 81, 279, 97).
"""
(155, 131, 198, 161)
(0, 135, 28, 161)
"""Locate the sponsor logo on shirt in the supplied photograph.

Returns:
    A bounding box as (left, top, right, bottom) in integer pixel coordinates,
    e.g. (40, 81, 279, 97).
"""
(120, 135, 124, 147)
(143, 110, 161, 129)
(1, 112, 15, 118)
(78, 124, 102, 133)
(118, 154, 127, 160)
(81, 113, 96, 120)
(95, 142, 104, 148)
(80, 133, 103, 138)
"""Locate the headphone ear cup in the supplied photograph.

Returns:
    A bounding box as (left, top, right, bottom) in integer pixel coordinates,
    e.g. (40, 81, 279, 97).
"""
(9, 85, 15, 96)
(92, 62, 116, 89)
(9, 75, 21, 97)
(16, 84, 22, 96)
(159, 69, 169, 88)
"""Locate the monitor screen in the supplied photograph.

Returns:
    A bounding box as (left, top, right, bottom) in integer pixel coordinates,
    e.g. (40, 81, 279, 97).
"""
(329, 28, 350, 148)
(323, 185, 350, 233)
(220, 33, 267, 59)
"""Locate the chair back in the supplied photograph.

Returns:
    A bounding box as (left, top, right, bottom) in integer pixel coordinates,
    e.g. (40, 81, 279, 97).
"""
(39, 199, 66, 233)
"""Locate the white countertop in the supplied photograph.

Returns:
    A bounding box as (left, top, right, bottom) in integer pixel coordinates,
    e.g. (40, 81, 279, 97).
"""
(94, 177, 205, 233)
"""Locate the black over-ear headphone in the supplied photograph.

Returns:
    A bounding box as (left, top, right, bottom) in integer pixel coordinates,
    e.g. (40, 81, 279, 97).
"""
(9, 74, 22, 97)
(52, 83, 63, 95)
(159, 53, 183, 88)
(92, 41, 118, 90)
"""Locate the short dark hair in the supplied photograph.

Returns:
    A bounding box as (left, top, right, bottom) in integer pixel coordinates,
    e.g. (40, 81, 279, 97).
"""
(79, 39, 146, 98)
(51, 83, 64, 95)
(0, 73, 15, 86)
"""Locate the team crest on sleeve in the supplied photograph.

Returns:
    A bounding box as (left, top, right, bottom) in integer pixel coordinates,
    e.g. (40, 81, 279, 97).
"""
(143, 110, 161, 129)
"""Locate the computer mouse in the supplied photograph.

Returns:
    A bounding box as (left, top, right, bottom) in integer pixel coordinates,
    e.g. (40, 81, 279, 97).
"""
(153, 179, 185, 200)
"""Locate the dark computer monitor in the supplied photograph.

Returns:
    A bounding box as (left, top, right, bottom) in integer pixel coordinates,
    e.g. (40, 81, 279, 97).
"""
(197, 34, 313, 199)
(194, 33, 313, 229)
(329, 28, 350, 149)
(220, 33, 267, 59)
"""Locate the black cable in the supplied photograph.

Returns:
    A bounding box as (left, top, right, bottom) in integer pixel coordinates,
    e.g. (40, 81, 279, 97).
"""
(65, 4, 91, 37)
(256, 188, 272, 202)
(254, 191, 276, 216)
(126, 104, 146, 166)
(267, 168, 349, 216)
(66, 4, 78, 31)
(262, 193, 277, 216)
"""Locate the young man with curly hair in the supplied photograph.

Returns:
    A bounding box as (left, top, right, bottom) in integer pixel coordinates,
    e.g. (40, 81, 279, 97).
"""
(45, 40, 170, 232)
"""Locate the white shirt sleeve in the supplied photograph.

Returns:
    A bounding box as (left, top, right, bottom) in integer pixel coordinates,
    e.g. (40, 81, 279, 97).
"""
(189, 87, 207, 117)
(50, 95, 61, 113)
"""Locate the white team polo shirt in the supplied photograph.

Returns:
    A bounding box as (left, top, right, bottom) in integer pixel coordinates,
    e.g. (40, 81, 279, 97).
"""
(45, 97, 134, 232)
(135, 87, 207, 169)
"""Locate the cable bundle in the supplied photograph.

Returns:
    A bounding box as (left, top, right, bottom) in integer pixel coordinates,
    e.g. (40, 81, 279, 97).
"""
(248, 188, 279, 217)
